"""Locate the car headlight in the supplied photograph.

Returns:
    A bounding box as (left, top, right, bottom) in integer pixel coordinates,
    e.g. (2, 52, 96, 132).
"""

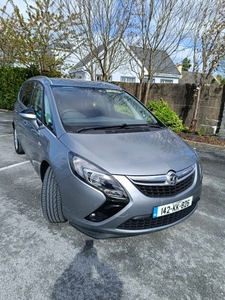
(193, 149, 203, 181)
(198, 160, 203, 182)
(69, 152, 128, 202)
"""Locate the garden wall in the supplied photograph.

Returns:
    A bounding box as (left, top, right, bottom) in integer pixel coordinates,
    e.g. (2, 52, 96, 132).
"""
(114, 81, 225, 135)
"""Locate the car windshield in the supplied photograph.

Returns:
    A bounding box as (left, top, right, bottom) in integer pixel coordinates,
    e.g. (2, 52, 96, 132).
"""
(52, 86, 162, 132)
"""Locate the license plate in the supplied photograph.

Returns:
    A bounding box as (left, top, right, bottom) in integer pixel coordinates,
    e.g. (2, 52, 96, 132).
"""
(152, 196, 193, 218)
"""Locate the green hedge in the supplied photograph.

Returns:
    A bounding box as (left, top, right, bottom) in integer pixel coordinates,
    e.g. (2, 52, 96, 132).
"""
(0, 66, 30, 110)
(0, 66, 63, 110)
(146, 99, 188, 133)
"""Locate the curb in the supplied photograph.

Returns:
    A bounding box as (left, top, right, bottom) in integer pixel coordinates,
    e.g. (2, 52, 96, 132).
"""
(0, 109, 12, 113)
(184, 140, 225, 151)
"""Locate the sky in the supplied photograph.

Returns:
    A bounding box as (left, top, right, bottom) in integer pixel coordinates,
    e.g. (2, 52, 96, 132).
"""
(171, 46, 194, 66)
(0, 0, 30, 15)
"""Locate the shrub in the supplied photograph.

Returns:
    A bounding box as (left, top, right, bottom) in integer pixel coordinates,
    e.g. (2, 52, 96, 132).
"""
(0, 66, 62, 111)
(146, 99, 188, 133)
(0, 67, 30, 110)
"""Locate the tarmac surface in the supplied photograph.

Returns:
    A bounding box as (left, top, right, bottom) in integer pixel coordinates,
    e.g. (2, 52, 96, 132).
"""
(0, 110, 225, 300)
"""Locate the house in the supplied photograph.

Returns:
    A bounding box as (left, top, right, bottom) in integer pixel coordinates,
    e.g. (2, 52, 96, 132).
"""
(65, 41, 182, 84)
(177, 67, 220, 85)
(128, 46, 182, 84)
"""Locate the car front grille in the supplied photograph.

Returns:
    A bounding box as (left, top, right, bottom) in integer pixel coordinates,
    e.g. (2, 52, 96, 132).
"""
(128, 164, 196, 197)
(133, 173, 195, 197)
(117, 198, 199, 230)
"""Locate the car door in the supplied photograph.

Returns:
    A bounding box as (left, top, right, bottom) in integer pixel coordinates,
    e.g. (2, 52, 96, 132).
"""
(23, 83, 58, 175)
(15, 81, 35, 150)
(21, 82, 46, 165)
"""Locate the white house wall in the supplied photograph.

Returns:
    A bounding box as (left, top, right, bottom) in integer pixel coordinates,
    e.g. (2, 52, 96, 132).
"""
(110, 69, 139, 82)
(153, 77, 179, 84)
(110, 56, 143, 82)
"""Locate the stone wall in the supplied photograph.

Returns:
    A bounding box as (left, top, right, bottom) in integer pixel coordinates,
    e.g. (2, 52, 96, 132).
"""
(198, 85, 225, 135)
(114, 81, 225, 135)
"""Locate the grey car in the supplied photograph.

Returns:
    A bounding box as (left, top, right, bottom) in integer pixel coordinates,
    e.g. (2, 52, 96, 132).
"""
(12, 76, 203, 238)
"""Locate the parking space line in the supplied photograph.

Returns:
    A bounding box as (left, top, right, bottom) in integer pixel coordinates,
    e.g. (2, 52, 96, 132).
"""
(0, 161, 30, 172)
(0, 134, 12, 137)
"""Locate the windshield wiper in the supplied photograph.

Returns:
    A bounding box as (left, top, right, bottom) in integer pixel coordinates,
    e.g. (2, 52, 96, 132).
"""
(75, 123, 130, 133)
(75, 123, 162, 133)
(145, 123, 162, 128)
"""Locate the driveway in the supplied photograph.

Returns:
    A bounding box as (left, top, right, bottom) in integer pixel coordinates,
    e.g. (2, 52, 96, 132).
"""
(0, 110, 225, 300)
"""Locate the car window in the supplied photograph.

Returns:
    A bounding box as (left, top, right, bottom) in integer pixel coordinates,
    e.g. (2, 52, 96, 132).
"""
(51, 86, 160, 131)
(30, 83, 43, 120)
(20, 82, 35, 106)
(113, 96, 135, 118)
(44, 93, 53, 130)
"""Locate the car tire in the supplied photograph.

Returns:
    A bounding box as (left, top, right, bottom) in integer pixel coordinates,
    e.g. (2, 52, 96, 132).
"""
(41, 167, 67, 223)
(13, 128, 25, 154)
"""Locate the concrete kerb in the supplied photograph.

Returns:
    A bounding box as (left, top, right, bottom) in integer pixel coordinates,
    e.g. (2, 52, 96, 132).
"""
(0, 109, 13, 113)
(185, 140, 225, 151)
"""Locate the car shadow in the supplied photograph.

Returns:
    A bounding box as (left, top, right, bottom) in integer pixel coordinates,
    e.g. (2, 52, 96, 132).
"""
(52, 240, 123, 300)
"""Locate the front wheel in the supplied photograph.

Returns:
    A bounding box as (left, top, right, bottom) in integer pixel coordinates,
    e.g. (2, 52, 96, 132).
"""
(13, 128, 24, 154)
(41, 167, 67, 223)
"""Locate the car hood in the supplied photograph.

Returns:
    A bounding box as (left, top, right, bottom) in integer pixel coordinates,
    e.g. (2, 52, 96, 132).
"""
(60, 128, 197, 175)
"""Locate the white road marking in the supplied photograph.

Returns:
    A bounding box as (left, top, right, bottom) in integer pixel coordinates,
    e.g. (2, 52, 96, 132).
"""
(0, 161, 30, 172)
(0, 134, 12, 137)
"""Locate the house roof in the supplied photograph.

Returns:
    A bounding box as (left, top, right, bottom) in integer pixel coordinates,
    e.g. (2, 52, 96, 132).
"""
(131, 46, 181, 76)
(179, 71, 219, 85)
(74, 41, 115, 69)
(179, 71, 200, 84)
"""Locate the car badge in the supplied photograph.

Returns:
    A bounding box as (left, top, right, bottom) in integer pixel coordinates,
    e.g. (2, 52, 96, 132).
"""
(166, 171, 178, 186)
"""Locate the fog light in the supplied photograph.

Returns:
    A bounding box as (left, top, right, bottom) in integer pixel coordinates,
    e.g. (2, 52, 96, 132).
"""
(88, 212, 108, 222)
(86, 202, 127, 222)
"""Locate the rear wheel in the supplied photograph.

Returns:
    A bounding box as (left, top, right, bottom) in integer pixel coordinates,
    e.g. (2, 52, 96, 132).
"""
(13, 128, 24, 154)
(41, 167, 67, 223)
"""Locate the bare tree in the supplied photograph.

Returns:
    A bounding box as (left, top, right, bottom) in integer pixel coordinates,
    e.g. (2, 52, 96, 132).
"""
(123, 0, 198, 104)
(189, 0, 225, 132)
(60, 0, 134, 81)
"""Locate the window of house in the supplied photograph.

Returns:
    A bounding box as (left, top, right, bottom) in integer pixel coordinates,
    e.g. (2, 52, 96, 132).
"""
(120, 76, 136, 83)
(143, 77, 155, 83)
(96, 75, 112, 81)
(160, 79, 173, 83)
(96, 75, 102, 81)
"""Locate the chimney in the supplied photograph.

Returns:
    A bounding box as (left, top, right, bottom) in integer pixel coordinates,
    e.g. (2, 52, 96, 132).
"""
(176, 63, 182, 74)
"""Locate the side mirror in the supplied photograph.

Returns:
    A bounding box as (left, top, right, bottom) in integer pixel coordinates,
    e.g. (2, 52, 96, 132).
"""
(19, 108, 37, 120)
(19, 108, 40, 130)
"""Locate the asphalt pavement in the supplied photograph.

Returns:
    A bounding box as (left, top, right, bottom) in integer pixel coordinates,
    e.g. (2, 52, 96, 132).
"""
(0, 110, 225, 300)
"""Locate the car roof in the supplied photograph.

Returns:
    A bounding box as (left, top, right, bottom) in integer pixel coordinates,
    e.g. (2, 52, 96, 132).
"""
(27, 76, 122, 90)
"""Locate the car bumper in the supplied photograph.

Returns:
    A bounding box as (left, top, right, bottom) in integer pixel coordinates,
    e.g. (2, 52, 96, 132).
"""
(59, 167, 202, 239)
